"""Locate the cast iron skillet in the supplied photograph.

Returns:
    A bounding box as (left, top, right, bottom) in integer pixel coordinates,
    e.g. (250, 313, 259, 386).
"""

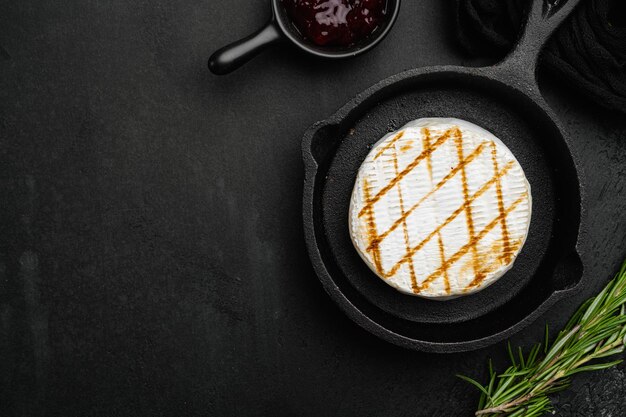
(208, 0, 401, 75)
(302, 0, 585, 353)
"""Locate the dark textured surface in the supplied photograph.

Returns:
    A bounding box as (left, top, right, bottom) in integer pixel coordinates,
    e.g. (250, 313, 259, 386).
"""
(0, 0, 625, 416)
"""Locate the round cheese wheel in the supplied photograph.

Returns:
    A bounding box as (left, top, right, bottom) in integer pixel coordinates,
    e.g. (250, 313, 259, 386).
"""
(349, 118, 532, 299)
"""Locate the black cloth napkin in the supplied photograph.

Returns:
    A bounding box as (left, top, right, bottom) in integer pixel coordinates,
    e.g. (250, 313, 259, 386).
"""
(454, 0, 626, 113)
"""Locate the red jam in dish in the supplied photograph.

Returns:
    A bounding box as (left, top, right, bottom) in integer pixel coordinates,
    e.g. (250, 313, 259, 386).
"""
(281, 0, 387, 47)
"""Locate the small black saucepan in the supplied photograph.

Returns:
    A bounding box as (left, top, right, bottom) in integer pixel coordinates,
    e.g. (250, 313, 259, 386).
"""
(302, 0, 585, 353)
(208, 0, 401, 75)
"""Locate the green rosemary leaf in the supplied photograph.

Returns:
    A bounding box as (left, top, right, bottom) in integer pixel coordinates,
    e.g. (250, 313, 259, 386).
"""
(493, 381, 532, 404)
(594, 346, 625, 359)
(527, 343, 541, 366)
(478, 390, 487, 411)
(498, 368, 532, 378)
(543, 379, 570, 395)
(486, 360, 496, 398)
(564, 359, 623, 377)
(580, 285, 610, 323)
(461, 260, 626, 416)
(457, 374, 491, 399)
(518, 346, 526, 368)
(563, 300, 588, 332)
(541, 325, 579, 366)
(507, 342, 517, 368)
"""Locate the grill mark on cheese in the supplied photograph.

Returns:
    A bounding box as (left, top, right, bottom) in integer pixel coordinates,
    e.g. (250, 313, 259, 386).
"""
(358, 128, 454, 218)
(423, 129, 434, 178)
(373, 130, 405, 160)
(414, 193, 527, 292)
(399, 140, 414, 153)
(378, 159, 516, 279)
(423, 128, 450, 294)
(454, 129, 484, 290)
(362, 179, 383, 274)
(491, 141, 512, 265)
(463, 238, 523, 291)
(365, 141, 488, 252)
(392, 144, 418, 291)
(437, 234, 451, 293)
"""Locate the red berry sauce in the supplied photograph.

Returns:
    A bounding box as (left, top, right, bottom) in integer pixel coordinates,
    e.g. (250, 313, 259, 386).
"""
(281, 0, 387, 47)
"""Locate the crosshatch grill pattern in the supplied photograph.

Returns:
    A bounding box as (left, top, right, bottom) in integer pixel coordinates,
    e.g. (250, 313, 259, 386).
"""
(349, 121, 532, 298)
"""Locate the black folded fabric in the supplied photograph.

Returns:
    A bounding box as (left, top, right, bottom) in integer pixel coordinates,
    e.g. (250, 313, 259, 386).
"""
(454, 0, 626, 113)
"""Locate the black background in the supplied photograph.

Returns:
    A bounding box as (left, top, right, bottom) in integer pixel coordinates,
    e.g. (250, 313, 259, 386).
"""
(1, 0, 625, 416)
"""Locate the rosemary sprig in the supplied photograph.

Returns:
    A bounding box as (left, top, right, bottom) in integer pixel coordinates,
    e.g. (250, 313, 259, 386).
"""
(459, 260, 626, 416)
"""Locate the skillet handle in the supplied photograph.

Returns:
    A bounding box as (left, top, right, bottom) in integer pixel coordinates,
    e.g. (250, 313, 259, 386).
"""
(208, 20, 282, 75)
(496, 0, 583, 87)
(551, 250, 583, 291)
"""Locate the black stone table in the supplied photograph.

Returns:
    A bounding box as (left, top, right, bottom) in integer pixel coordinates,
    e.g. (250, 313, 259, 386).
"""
(1, 1, 625, 416)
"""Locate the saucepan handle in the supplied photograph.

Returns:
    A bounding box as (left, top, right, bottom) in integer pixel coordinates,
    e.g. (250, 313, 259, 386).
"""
(208, 20, 282, 75)
(496, 0, 583, 86)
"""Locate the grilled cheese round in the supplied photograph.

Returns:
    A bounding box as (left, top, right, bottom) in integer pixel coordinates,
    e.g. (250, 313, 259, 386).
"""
(349, 118, 532, 299)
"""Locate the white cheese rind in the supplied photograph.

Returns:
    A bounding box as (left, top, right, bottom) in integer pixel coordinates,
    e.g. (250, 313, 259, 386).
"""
(349, 118, 532, 299)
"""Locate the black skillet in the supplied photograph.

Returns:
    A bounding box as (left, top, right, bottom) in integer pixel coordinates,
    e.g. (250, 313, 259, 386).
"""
(302, 0, 585, 353)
